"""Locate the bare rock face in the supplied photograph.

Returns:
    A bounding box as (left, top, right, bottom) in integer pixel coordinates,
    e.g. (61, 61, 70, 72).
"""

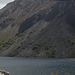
(0, 70, 9, 75)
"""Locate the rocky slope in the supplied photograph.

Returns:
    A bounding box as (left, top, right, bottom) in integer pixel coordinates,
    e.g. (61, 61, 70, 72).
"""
(0, 0, 75, 57)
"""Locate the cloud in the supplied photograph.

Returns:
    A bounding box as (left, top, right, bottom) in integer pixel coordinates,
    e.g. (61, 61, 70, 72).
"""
(0, 0, 14, 4)
(0, 0, 14, 9)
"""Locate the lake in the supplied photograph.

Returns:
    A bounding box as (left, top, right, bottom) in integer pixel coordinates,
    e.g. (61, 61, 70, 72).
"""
(0, 57, 75, 75)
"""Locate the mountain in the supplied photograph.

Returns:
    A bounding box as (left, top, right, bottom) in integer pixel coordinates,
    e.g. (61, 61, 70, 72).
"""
(0, 0, 75, 57)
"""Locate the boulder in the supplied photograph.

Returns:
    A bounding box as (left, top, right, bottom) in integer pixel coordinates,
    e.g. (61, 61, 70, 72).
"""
(0, 70, 9, 75)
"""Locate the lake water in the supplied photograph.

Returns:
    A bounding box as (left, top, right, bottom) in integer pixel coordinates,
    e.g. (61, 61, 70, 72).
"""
(0, 57, 75, 75)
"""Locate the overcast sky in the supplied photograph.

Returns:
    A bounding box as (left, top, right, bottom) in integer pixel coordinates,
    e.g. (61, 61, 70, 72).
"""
(0, 0, 14, 9)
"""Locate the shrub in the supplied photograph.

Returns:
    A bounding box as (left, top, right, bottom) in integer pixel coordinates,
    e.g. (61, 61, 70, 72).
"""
(16, 31, 26, 37)
(4, 38, 15, 46)
(51, 50, 56, 58)
(51, 72, 71, 75)
(8, 51, 19, 57)
(32, 41, 45, 50)
(0, 37, 15, 50)
(71, 41, 75, 45)
(30, 52, 38, 57)
(72, 49, 75, 57)
(45, 46, 50, 50)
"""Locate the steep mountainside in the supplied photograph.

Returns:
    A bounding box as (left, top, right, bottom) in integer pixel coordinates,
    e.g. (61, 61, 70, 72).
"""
(0, 0, 75, 57)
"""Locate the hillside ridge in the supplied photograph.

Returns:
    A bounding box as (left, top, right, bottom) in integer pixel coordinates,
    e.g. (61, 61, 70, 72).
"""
(0, 0, 75, 57)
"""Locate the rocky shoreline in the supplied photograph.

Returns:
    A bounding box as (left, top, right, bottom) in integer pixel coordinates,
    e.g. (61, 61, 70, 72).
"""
(0, 70, 9, 75)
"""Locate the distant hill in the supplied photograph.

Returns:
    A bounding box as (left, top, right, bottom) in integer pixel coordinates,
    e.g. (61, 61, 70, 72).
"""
(0, 0, 75, 57)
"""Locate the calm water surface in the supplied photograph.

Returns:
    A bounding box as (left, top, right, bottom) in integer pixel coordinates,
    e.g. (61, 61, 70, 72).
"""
(0, 57, 75, 75)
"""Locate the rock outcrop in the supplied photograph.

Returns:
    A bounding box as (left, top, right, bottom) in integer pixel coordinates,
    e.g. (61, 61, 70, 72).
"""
(0, 70, 9, 75)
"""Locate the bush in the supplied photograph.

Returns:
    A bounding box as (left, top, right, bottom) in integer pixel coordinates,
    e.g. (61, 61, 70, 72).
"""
(16, 31, 26, 37)
(8, 51, 19, 57)
(71, 41, 75, 45)
(32, 41, 45, 50)
(51, 50, 56, 58)
(45, 46, 50, 50)
(51, 72, 71, 75)
(72, 49, 75, 57)
(30, 52, 38, 57)
(0, 38, 15, 50)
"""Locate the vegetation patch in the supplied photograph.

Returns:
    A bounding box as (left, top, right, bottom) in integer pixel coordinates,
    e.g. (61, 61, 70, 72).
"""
(45, 45, 56, 50)
(45, 44, 56, 58)
(16, 31, 26, 37)
(71, 41, 75, 45)
(45, 50, 56, 58)
(0, 37, 16, 50)
(30, 52, 39, 57)
(8, 51, 19, 57)
(51, 72, 72, 75)
(32, 41, 45, 51)
(50, 50, 56, 58)
(72, 49, 75, 58)
(71, 37, 75, 45)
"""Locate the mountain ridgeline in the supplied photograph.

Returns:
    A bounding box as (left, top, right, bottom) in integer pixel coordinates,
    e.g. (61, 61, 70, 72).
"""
(0, 0, 75, 57)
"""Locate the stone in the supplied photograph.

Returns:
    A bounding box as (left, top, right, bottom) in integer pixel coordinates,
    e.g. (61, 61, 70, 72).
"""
(0, 70, 9, 75)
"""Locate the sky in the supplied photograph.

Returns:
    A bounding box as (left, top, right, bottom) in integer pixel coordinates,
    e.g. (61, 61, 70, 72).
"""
(0, 0, 14, 9)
